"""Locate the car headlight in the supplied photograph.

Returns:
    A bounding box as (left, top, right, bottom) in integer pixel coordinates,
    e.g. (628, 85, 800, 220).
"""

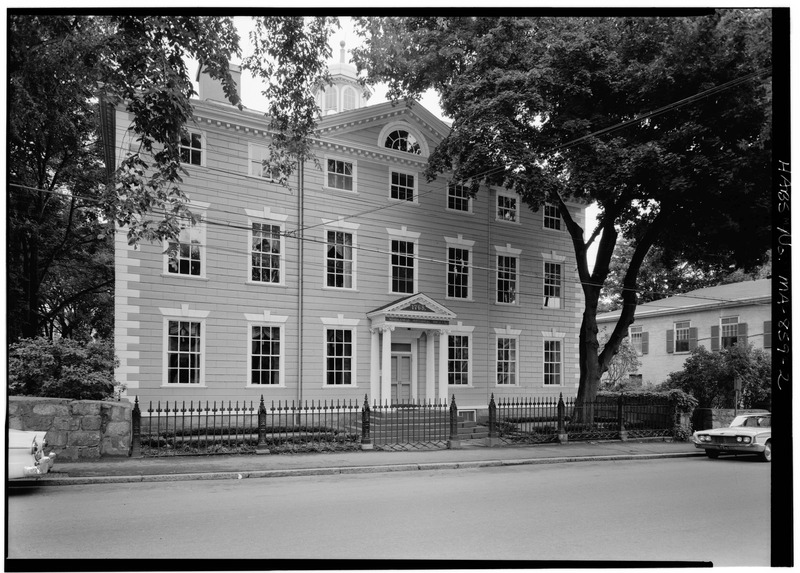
(702, 435, 711, 442)
(741, 436, 751, 444)
(736, 436, 743, 443)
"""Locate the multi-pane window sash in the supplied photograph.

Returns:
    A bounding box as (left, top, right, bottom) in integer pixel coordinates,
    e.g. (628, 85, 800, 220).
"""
(326, 231, 353, 288)
(180, 132, 202, 165)
(544, 262, 562, 308)
(497, 255, 517, 304)
(342, 87, 355, 111)
(447, 247, 469, 299)
(496, 337, 517, 385)
(497, 195, 517, 222)
(674, 321, 691, 353)
(327, 159, 353, 191)
(721, 317, 739, 348)
(391, 240, 415, 294)
(544, 340, 562, 386)
(167, 321, 201, 384)
(167, 239, 201, 276)
(326, 329, 353, 385)
(249, 145, 279, 179)
(448, 183, 470, 212)
(448, 335, 469, 385)
(251, 223, 282, 283)
(544, 203, 561, 230)
(385, 130, 421, 154)
(251, 326, 280, 385)
(390, 171, 415, 201)
(629, 325, 643, 355)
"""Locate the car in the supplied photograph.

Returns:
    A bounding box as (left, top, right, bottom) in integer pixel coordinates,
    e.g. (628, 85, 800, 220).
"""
(8, 429, 57, 479)
(692, 413, 771, 462)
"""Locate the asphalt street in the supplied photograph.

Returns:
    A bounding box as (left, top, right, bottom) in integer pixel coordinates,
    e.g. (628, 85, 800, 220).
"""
(7, 455, 770, 566)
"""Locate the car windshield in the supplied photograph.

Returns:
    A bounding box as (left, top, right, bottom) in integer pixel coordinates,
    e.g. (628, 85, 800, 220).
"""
(731, 415, 771, 428)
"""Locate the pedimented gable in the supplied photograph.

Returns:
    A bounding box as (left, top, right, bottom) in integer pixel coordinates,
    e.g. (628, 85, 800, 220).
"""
(367, 293, 456, 325)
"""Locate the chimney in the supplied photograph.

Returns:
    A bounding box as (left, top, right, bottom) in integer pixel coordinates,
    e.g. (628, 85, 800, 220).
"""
(196, 62, 241, 104)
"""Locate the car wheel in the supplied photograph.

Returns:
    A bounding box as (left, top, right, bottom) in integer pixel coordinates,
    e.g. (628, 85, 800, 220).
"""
(759, 441, 771, 462)
(706, 450, 720, 459)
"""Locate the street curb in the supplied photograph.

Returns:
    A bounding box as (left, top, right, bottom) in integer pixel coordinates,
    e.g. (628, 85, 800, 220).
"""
(9, 452, 704, 487)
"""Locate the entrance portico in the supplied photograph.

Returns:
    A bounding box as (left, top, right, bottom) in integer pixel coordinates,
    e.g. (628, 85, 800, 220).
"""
(367, 294, 456, 406)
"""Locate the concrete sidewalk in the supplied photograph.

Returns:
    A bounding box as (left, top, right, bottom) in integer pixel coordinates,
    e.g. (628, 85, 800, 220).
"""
(18, 439, 704, 486)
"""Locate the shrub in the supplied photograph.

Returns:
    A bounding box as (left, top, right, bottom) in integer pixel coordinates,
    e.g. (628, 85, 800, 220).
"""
(8, 337, 120, 400)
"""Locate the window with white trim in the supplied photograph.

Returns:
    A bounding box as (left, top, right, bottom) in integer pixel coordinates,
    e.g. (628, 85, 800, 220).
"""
(326, 230, 354, 289)
(448, 335, 470, 385)
(391, 239, 415, 294)
(180, 130, 203, 166)
(166, 216, 206, 277)
(629, 325, 643, 355)
(544, 203, 561, 230)
(543, 339, 562, 386)
(250, 325, 283, 385)
(447, 182, 471, 212)
(325, 328, 354, 385)
(497, 255, 517, 304)
(674, 321, 691, 353)
(720, 316, 739, 349)
(342, 86, 356, 111)
(166, 320, 202, 384)
(325, 87, 338, 112)
(326, 158, 355, 191)
(251, 222, 283, 284)
(248, 143, 279, 180)
(497, 191, 518, 222)
(384, 129, 421, 154)
(543, 262, 562, 309)
(390, 171, 416, 202)
(496, 337, 518, 385)
(447, 247, 470, 299)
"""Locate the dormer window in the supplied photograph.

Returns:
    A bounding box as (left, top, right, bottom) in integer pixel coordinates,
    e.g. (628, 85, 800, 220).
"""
(384, 130, 421, 155)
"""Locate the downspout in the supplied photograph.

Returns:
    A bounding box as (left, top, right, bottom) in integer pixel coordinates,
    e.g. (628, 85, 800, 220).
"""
(297, 158, 305, 408)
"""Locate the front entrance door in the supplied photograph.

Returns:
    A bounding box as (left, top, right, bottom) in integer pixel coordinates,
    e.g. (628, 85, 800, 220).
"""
(391, 353, 412, 404)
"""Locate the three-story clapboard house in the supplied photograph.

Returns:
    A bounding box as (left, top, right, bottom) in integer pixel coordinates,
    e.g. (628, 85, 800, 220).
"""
(114, 46, 585, 420)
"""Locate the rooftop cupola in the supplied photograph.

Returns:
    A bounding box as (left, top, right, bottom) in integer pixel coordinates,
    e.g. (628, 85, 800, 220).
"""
(316, 41, 371, 115)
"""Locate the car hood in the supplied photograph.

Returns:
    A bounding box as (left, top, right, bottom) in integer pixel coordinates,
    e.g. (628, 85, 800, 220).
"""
(8, 429, 48, 449)
(698, 427, 768, 436)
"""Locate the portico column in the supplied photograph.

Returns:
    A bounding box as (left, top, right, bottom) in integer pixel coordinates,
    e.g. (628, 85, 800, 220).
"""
(425, 331, 436, 404)
(369, 328, 380, 405)
(438, 329, 450, 405)
(381, 325, 394, 406)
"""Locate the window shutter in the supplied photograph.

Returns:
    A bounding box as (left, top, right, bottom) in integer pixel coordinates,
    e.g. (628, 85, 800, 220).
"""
(737, 322, 748, 346)
(710, 326, 720, 352)
(666, 329, 674, 353)
(764, 321, 772, 348)
(689, 327, 698, 350)
(641, 332, 649, 355)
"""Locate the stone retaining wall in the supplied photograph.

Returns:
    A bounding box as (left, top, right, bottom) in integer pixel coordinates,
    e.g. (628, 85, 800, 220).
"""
(9, 396, 132, 460)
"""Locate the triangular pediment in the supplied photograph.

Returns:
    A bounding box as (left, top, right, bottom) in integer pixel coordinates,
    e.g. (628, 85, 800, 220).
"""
(367, 293, 456, 323)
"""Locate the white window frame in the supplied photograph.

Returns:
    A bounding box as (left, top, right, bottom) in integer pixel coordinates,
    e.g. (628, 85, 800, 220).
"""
(447, 182, 472, 214)
(163, 202, 209, 279)
(495, 244, 522, 305)
(342, 86, 356, 111)
(325, 86, 339, 113)
(543, 261, 563, 309)
(245, 310, 289, 388)
(180, 129, 206, 167)
(248, 143, 279, 180)
(389, 169, 418, 203)
(495, 327, 522, 386)
(496, 189, 520, 224)
(324, 155, 357, 193)
(543, 338, 563, 387)
(387, 227, 420, 295)
(447, 332, 473, 387)
(543, 203, 561, 230)
(445, 235, 475, 301)
(321, 315, 360, 388)
(323, 220, 358, 290)
(246, 209, 287, 286)
(160, 306, 210, 388)
(674, 320, 692, 354)
(720, 316, 740, 349)
(629, 325, 644, 355)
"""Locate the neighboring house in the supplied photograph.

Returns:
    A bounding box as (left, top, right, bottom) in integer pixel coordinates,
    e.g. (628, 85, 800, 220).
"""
(597, 279, 772, 386)
(112, 46, 586, 419)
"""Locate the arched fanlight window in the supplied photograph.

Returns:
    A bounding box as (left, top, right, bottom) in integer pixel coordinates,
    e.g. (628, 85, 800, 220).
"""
(342, 87, 356, 111)
(384, 129, 421, 155)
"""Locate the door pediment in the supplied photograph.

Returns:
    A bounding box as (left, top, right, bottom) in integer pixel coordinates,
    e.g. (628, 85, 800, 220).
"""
(367, 293, 456, 325)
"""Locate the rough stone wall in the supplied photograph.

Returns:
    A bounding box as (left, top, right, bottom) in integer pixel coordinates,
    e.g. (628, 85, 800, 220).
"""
(9, 396, 132, 460)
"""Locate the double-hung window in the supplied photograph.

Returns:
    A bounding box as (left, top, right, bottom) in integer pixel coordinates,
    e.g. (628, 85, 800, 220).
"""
(496, 256, 517, 304)
(391, 240, 415, 294)
(250, 325, 282, 386)
(180, 130, 204, 166)
(497, 191, 518, 222)
(326, 158, 355, 191)
(720, 317, 739, 349)
(326, 230, 354, 289)
(390, 171, 416, 202)
(496, 337, 518, 385)
(447, 247, 470, 299)
(166, 320, 202, 384)
(543, 262, 562, 309)
(447, 182, 471, 213)
(544, 203, 561, 230)
(325, 328, 354, 385)
(249, 143, 279, 180)
(543, 340, 562, 386)
(251, 222, 283, 284)
(674, 321, 691, 353)
(629, 325, 644, 355)
(448, 335, 470, 385)
(166, 207, 208, 278)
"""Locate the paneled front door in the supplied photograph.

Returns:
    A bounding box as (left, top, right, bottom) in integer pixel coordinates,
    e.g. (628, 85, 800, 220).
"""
(391, 354, 412, 404)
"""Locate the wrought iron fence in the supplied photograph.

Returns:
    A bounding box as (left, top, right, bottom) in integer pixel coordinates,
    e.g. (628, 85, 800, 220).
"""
(491, 396, 562, 444)
(368, 399, 451, 451)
